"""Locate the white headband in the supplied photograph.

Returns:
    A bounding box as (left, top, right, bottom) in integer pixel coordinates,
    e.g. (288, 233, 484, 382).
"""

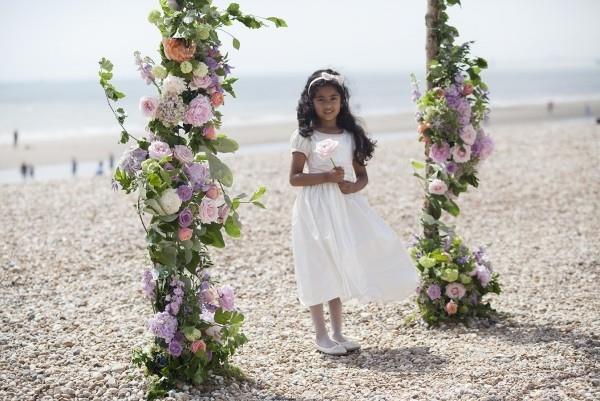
(307, 72, 345, 94)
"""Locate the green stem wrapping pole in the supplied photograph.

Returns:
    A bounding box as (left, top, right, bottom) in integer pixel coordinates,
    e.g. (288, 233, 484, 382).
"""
(423, 0, 441, 242)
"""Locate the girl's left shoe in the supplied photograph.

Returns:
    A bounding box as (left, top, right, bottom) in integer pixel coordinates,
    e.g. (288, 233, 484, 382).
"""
(334, 339, 361, 352)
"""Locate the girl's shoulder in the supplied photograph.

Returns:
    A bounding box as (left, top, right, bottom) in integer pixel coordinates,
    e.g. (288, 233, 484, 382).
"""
(290, 129, 313, 156)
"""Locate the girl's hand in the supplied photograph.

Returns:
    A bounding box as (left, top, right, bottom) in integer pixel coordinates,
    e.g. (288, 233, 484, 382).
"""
(338, 180, 356, 194)
(326, 167, 345, 183)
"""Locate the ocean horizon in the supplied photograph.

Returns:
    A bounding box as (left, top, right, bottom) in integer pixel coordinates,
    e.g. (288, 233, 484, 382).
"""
(1, 67, 599, 145)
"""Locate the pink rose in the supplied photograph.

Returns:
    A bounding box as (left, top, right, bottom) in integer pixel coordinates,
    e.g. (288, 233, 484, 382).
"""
(451, 145, 472, 163)
(189, 75, 212, 90)
(148, 141, 172, 160)
(210, 92, 224, 108)
(428, 179, 448, 195)
(204, 183, 219, 200)
(429, 142, 451, 162)
(445, 300, 458, 315)
(459, 125, 477, 145)
(178, 227, 193, 241)
(173, 145, 194, 164)
(199, 197, 219, 224)
(184, 95, 213, 127)
(203, 125, 217, 141)
(445, 283, 466, 299)
(217, 204, 229, 224)
(462, 83, 474, 96)
(139, 96, 159, 118)
(315, 138, 339, 160)
(190, 340, 206, 353)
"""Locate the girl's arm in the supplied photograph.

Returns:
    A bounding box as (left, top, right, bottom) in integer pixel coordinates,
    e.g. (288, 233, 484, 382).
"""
(338, 159, 368, 194)
(289, 152, 344, 186)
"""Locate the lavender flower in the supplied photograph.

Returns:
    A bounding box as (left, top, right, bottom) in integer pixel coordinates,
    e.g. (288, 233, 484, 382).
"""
(148, 311, 178, 343)
(178, 208, 194, 227)
(141, 270, 156, 298)
(219, 285, 235, 311)
(177, 185, 193, 202)
(427, 284, 442, 300)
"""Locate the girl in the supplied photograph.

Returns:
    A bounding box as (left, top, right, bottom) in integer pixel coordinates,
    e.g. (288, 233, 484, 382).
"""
(289, 69, 419, 355)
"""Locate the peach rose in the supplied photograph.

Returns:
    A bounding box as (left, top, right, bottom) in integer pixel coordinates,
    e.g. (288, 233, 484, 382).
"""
(462, 83, 474, 96)
(210, 92, 224, 108)
(417, 122, 431, 134)
(190, 340, 206, 353)
(162, 38, 196, 62)
(203, 125, 216, 141)
(178, 227, 193, 241)
(445, 300, 458, 315)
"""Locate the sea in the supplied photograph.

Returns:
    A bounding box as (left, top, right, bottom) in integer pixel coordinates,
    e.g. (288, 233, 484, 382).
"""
(1, 68, 599, 145)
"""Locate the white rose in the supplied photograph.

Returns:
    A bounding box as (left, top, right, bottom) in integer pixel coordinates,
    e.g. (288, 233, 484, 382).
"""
(162, 75, 187, 95)
(158, 188, 182, 215)
(193, 62, 209, 78)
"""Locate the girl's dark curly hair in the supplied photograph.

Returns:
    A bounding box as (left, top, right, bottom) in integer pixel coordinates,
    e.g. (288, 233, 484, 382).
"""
(296, 68, 376, 165)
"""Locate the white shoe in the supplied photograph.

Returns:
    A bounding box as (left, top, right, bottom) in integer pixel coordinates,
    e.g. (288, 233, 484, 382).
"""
(314, 341, 348, 355)
(334, 339, 361, 352)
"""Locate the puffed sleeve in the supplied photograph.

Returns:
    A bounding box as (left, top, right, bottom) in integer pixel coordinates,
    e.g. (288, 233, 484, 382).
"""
(290, 129, 311, 157)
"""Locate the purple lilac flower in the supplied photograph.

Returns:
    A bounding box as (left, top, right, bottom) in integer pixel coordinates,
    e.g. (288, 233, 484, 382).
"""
(427, 284, 442, 300)
(456, 256, 469, 266)
(411, 88, 421, 103)
(219, 285, 235, 311)
(148, 311, 178, 343)
(178, 208, 194, 227)
(168, 337, 183, 357)
(205, 57, 218, 71)
(445, 84, 459, 98)
(223, 63, 233, 76)
(166, 277, 185, 316)
(177, 185, 193, 202)
(134, 52, 154, 85)
(475, 265, 492, 287)
(141, 270, 156, 298)
(454, 73, 465, 85)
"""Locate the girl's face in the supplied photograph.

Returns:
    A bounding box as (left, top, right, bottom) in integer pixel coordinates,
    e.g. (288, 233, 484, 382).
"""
(312, 85, 341, 124)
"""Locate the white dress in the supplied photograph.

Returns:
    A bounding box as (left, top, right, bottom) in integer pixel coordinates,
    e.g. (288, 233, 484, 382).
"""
(291, 129, 420, 307)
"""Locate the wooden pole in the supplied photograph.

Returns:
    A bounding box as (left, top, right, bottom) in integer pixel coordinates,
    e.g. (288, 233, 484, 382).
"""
(423, 0, 440, 240)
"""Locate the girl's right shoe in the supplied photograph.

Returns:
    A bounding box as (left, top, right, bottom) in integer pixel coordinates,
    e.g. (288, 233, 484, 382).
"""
(314, 341, 347, 355)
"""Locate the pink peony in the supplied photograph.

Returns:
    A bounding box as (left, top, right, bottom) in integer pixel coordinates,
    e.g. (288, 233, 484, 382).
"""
(459, 125, 477, 145)
(219, 285, 235, 311)
(148, 141, 172, 160)
(184, 95, 213, 127)
(178, 227, 193, 241)
(190, 340, 206, 353)
(476, 264, 492, 287)
(203, 125, 217, 141)
(217, 204, 229, 224)
(452, 144, 472, 163)
(204, 183, 219, 200)
(173, 145, 194, 164)
(315, 139, 339, 160)
(428, 179, 448, 195)
(139, 96, 159, 118)
(445, 282, 466, 299)
(210, 92, 224, 108)
(478, 136, 495, 160)
(445, 300, 458, 315)
(199, 197, 219, 224)
(201, 286, 220, 306)
(189, 74, 213, 90)
(429, 142, 451, 162)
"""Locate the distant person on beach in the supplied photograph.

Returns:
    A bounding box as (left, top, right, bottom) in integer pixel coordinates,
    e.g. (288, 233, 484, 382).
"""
(108, 153, 115, 170)
(95, 161, 104, 176)
(72, 158, 78, 177)
(28, 164, 34, 179)
(20, 162, 27, 180)
(584, 103, 592, 117)
(289, 69, 418, 356)
(547, 101, 554, 114)
(13, 129, 18, 147)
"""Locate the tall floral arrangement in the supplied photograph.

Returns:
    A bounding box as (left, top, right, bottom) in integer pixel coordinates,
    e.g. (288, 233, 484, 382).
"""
(409, 0, 500, 326)
(98, 1, 285, 398)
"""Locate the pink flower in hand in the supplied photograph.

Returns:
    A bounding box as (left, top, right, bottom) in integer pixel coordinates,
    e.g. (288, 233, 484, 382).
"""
(315, 138, 339, 166)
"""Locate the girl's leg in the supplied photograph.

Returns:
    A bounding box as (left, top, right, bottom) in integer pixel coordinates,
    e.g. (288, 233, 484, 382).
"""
(328, 297, 349, 343)
(309, 303, 337, 348)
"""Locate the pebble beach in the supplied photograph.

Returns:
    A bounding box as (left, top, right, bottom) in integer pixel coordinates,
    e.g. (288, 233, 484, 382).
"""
(1, 120, 599, 400)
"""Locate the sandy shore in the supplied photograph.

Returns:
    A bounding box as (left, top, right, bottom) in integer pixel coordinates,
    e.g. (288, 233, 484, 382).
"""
(1, 99, 599, 171)
(1, 120, 599, 400)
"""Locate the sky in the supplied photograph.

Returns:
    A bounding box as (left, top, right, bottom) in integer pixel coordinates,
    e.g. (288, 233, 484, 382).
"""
(1, 0, 599, 82)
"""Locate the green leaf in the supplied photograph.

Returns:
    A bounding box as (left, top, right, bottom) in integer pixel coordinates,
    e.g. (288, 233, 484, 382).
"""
(214, 309, 233, 325)
(442, 198, 460, 217)
(249, 186, 266, 202)
(266, 17, 288, 28)
(182, 326, 203, 341)
(232, 37, 240, 50)
(119, 131, 129, 144)
(252, 201, 266, 209)
(213, 135, 239, 153)
(206, 153, 233, 187)
(227, 3, 241, 16)
(224, 215, 241, 238)
(411, 160, 425, 170)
